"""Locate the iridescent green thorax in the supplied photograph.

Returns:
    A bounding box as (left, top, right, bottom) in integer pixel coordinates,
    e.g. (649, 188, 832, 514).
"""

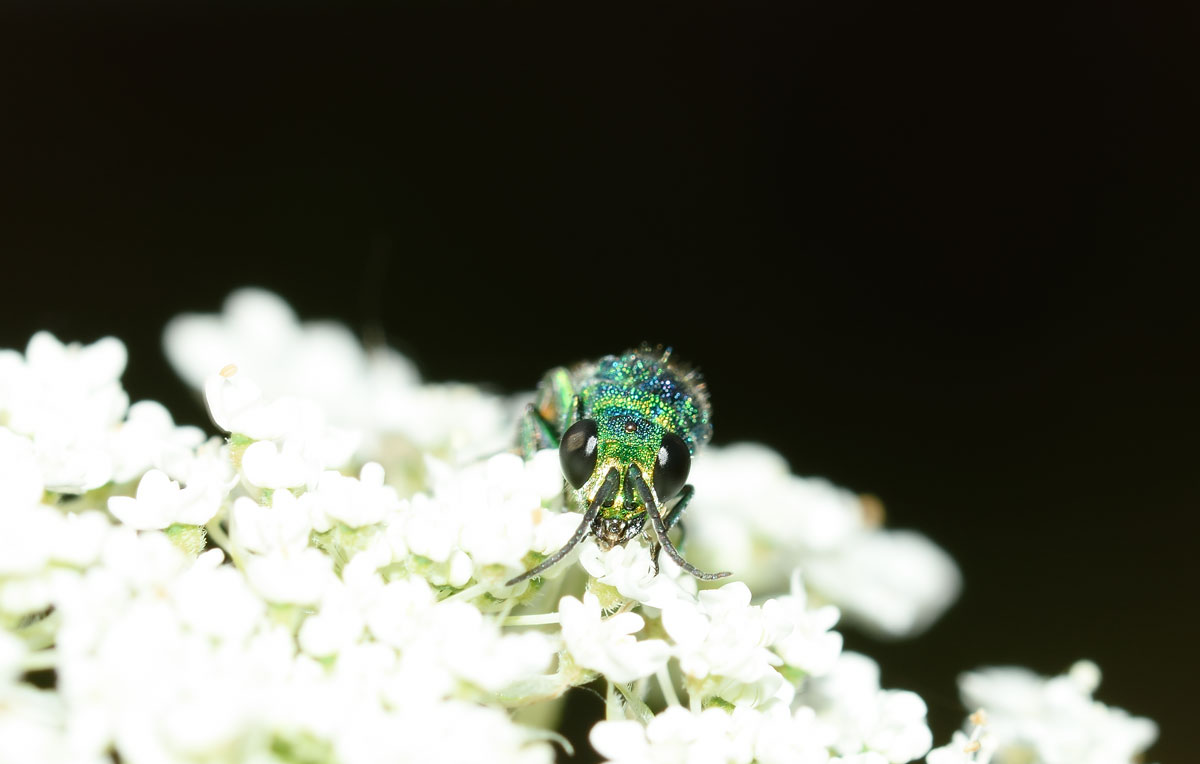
(566, 348, 710, 523)
(573, 348, 712, 454)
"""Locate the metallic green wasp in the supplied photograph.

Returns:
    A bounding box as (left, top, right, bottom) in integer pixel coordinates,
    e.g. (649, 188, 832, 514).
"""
(506, 345, 731, 586)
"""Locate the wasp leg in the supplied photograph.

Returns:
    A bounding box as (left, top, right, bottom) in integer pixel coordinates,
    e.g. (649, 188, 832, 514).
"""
(505, 468, 619, 587)
(519, 403, 561, 456)
(647, 485, 691, 573)
(629, 467, 730, 581)
(662, 484, 694, 551)
(519, 366, 579, 457)
(645, 487, 689, 575)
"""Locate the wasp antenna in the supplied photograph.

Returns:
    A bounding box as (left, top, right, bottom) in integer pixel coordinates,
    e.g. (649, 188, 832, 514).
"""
(504, 468, 620, 587)
(628, 466, 731, 582)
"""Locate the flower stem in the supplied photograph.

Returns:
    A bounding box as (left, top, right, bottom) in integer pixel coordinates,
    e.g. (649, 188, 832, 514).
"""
(614, 681, 654, 725)
(605, 680, 623, 721)
(503, 613, 561, 626)
(444, 581, 489, 603)
(206, 517, 244, 569)
(657, 666, 681, 707)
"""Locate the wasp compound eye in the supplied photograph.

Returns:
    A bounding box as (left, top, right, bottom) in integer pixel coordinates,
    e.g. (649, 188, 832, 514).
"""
(653, 431, 691, 500)
(560, 419, 599, 489)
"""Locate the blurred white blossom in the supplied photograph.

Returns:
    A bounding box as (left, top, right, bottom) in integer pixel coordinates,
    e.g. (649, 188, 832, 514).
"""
(685, 443, 961, 638)
(952, 661, 1157, 764)
(170, 288, 517, 469)
(798, 652, 934, 764)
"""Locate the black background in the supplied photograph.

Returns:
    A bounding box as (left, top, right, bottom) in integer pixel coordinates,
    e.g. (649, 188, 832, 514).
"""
(2, 4, 1196, 762)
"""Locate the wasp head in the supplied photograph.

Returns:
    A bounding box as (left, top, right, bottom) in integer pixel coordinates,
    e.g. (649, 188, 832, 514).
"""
(559, 411, 693, 547)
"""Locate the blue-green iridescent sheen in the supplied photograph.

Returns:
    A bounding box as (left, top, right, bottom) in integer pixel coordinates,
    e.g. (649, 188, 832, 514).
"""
(575, 348, 712, 454)
(530, 345, 711, 523)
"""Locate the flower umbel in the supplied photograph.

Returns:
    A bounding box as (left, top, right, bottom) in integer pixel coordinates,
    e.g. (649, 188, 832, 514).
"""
(0, 290, 1158, 764)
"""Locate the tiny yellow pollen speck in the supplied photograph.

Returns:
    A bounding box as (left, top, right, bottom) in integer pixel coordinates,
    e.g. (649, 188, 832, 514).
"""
(969, 709, 987, 727)
(532, 507, 543, 525)
(963, 741, 981, 754)
(220, 363, 238, 378)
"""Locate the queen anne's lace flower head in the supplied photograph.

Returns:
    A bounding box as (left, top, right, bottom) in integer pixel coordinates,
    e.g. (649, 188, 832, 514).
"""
(0, 289, 1158, 764)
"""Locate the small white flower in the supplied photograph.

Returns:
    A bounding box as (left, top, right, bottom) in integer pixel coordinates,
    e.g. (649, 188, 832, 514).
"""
(400, 494, 460, 563)
(0, 427, 44, 508)
(753, 705, 836, 764)
(50, 511, 111, 568)
(34, 435, 114, 496)
(230, 492, 312, 556)
(799, 652, 933, 764)
(926, 731, 995, 764)
(0, 629, 25, 682)
(304, 462, 399, 529)
(426, 601, 555, 692)
(171, 551, 264, 643)
(106, 467, 224, 530)
(241, 439, 310, 488)
(203, 370, 270, 437)
(0, 684, 70, 764)
(532, 509, 589, 558)
(244, 547, 335, 605)
(580, 538, 696, 609)
(590, 706, 755, 764)
(375, 382, 517, 460)
(956, 660, 1157, 764)
(560, 592, 670, 683)
(762, 570, 843, 677)
(662, 582, 782, 702)
(108, 400, 205, 484)
(0, 505, 59, 576)
(1, 332, 130, 494)
(526, 448, 568, 501)
(299, 584, 367, 658)
(804, 530, 961, 639)
(365, 576, 437, 647)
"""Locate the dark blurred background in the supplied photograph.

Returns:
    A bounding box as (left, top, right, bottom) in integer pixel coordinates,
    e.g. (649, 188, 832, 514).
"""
(1, 4, 1196, 762)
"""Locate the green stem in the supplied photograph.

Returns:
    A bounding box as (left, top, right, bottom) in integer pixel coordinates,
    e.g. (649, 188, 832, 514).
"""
(614, 681, 654, 725)
(605, 680, 623, 721)
(206, 517, 245, 569)
(657, 666, 681, 708)
(444, 581, 489, 603)
(503, 613, 561, 626)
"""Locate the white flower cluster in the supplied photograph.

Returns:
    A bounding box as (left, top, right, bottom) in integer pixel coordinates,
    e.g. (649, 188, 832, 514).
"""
(925, 660, 1159, 764)
(684, 445, 962, 638)
(165, 289, 517, 476)
(0, 289, 1159, 764)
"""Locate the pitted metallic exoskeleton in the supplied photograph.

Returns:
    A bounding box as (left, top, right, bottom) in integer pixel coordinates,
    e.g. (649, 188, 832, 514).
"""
(506, 345, 730, 586)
